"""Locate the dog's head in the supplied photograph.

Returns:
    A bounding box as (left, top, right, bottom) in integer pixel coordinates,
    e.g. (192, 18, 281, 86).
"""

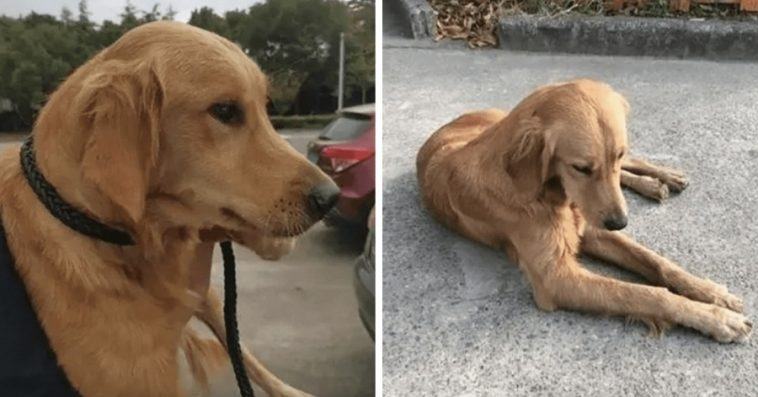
(501, 79, 629, 230)
(43, 22, 339, 249)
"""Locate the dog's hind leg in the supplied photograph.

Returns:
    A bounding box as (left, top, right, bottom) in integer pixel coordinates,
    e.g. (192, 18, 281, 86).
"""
(196, 288, 314, 397)
(620, 170, 669, 201)
(523, 257, 751, 343)
(622, 156, 689, 193)
(581, 227, 743, 313)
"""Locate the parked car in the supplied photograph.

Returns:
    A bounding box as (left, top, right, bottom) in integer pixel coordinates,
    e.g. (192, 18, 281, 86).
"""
(354, 207, 375, 339)
(308, 104, 375, 228)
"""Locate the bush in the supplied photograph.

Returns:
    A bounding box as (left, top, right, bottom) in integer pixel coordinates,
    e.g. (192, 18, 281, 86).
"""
(270, 114, 335, 129)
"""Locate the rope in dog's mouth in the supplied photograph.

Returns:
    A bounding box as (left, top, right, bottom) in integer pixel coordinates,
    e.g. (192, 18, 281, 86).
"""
(20, 136, 255, 397)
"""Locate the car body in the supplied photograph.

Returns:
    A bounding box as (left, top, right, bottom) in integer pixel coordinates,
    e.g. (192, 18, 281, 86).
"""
(308, 104, 375, 228)
(353, 207, 375, 339)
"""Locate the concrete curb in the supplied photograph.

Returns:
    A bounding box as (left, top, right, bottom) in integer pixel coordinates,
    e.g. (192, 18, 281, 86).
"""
(391, 0, 437, 39)
(498, 15, 758, 61)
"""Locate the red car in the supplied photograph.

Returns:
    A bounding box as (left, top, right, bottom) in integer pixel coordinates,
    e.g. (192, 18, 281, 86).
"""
(307, 104, 375, 228)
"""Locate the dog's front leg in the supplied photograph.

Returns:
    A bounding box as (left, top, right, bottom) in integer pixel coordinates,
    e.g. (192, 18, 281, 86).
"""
(622, 156, 689, 193)
(196, 289, 314, 397)
(521, 256, 751, 342)
(620, 170, 669, 201)
(581, 227, 744, 312)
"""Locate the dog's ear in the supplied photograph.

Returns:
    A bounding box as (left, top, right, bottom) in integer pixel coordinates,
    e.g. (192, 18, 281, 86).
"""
(503, 115, 554, 197)
(74, 59, 163, 226)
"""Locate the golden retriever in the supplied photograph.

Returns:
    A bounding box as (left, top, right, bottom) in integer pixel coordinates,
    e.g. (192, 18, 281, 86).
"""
(0, 22, 339, 396)
(416, 79, 752, 342)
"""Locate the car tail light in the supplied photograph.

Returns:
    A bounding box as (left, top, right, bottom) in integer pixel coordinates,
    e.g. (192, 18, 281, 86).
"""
(320, 146, 373, 173)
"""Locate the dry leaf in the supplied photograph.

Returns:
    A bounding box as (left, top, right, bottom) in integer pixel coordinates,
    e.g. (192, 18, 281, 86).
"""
(429, 0, 502, 47)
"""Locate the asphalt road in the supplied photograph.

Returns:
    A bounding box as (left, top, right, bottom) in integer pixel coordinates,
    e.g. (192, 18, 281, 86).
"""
(383, 38, 758, 396)
(0, 128, 374, 397)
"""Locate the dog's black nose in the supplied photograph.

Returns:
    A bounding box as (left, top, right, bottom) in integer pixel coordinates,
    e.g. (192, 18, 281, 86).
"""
(603, 215, 628, 231)
(307, 181, 340, 218)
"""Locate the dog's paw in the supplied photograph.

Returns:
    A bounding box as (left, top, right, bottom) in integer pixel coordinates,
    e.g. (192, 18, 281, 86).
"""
(708, 307, 752, 343)
(646, 177, 670, 202)
(677, 276, 744, 313)
(706, 281, 744, 313)
(627, 315, 672, 338)
(623, 174, 670, 202)
(658, 168, 689, 193)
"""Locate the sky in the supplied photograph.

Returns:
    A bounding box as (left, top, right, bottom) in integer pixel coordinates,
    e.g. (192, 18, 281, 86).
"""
(0, 0, 260, 23)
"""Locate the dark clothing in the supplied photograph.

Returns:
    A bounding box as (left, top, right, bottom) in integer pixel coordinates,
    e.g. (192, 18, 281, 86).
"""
(0, 222, 80, 396)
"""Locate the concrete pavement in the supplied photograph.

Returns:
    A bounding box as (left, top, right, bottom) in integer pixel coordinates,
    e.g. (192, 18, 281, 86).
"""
(383, 38, 758, 396)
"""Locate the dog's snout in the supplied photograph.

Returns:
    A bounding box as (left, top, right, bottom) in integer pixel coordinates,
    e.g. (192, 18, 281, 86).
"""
(307, 181, 340, 218)
(603, 214, 628, 231)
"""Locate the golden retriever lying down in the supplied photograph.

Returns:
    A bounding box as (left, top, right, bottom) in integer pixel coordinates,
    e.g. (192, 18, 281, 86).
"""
(417, 79, 752, 343)
(0, 22, 339, 396)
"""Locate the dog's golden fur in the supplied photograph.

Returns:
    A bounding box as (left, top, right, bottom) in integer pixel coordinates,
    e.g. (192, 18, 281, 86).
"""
(0, 22, 327, 396)
(417, 79, 752, 342)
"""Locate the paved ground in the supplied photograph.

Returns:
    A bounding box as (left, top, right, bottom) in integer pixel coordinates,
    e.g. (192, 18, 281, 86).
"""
(0, 129, 374, 397)
(383, 38, 758, 396)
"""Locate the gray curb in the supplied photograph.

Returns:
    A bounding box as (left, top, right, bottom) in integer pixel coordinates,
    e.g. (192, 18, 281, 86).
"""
(499, 15, 758, 61)
(392, 0, 437, 39)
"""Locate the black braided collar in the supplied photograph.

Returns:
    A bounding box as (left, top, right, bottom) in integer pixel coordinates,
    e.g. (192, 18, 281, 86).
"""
(20, 136, 255, 396)
(19, 137, 135, 246)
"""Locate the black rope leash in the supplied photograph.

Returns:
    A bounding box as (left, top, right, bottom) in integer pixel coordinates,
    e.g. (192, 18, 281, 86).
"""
(221, 241, 254, 397)
(19, 136, 254, 397)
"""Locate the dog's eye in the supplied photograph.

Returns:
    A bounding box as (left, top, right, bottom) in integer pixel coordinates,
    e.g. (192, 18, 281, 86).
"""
(572, 164, 593, 176)
(209, 102, 243, 125)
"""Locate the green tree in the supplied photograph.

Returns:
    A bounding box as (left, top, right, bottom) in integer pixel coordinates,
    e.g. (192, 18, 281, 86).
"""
(60, 7, 74, 25)
(141, 4, 163, 23)
(120, 1, 140, 30)
(0, 0, 375, 129)
(8, 62, 44, 123)
(163, 5, 177, 20)
(345, 0, 375, 103)
(78, 0, 92, 25)
(188, 7, 230, 37)
(228, 0, 352, 112)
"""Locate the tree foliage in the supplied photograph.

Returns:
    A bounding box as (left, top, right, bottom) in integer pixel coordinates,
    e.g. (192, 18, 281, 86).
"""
(189, 0, 375, 114)
(0, 0, 374, 130)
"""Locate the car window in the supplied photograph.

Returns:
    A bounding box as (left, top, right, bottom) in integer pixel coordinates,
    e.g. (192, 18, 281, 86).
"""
(319, 113, 371, 140)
